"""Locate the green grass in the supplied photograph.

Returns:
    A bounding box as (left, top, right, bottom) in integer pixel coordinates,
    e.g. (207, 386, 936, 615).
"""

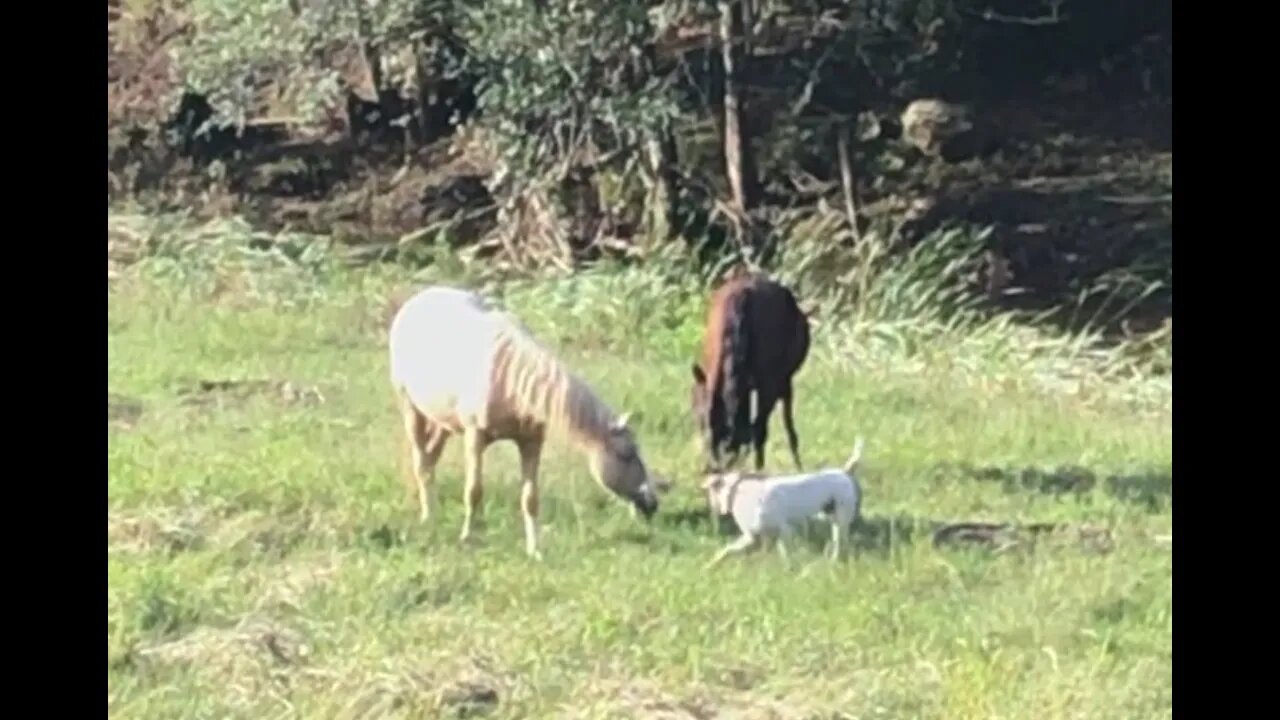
(108, 220, 1171, 719)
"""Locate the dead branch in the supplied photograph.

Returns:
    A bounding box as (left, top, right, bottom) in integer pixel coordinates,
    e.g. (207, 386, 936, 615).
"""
(962, 2, 1068, 26)
(787, 40, 839, 119)
(1099, 194, 1173, 206)
(836, 124, 862, 244)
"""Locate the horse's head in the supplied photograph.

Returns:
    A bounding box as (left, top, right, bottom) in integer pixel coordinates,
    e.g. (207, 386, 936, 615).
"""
(591, 412, 670, 519)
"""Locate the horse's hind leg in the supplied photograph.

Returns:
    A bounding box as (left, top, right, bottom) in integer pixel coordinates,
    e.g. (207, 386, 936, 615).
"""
(459, 426, 488, 544)
(752, 392, 778, 470)
(781, 383, 802, 470)
(517, 434, 545, 560)
(401, 397, 448, 522)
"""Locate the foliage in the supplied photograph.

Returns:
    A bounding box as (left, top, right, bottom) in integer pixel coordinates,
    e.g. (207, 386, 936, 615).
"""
(110, 211, 1172, 395)
(113, 0, 1171, 344)
(175, 0, 425, 129)
(460, 0, 679, 193)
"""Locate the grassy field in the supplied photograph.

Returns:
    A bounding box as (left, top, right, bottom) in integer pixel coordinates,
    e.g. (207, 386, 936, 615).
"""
(107, 229, 1171, 719)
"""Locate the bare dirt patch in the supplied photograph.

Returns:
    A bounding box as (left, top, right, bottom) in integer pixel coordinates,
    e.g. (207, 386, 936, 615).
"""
(175, 378, 326, 409)
(335, 658, 509, 719)
(561, 677, 833, 720)
(109, 393, 145, 430)
(108, 509, 207, 555)
(126, 615, 311, 710)
(137, 615, 309, 669)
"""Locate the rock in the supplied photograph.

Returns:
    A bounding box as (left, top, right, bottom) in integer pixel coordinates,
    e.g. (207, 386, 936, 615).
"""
(900, 98, 993, 161)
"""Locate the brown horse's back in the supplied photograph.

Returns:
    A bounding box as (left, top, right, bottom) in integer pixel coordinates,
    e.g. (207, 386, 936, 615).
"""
(700, 274, 808, 388)
(742, 278, 809, 393)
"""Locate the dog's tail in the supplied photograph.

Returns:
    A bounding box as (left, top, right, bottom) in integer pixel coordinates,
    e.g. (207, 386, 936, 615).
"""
(842, 437, 866, 475)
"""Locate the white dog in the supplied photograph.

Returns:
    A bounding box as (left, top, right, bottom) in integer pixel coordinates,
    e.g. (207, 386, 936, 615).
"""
(702, 438, 865, 567)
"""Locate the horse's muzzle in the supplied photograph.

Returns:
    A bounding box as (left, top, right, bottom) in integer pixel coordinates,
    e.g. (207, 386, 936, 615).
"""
(632, 492, 659, 521)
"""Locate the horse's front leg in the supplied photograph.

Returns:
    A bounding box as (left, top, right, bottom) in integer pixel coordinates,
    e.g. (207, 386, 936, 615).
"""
(459, 426, 488, 544)
(516, 435, 545, 560)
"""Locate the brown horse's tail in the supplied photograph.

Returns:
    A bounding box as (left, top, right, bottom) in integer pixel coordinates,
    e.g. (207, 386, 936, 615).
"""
(720, 287, 753, 457)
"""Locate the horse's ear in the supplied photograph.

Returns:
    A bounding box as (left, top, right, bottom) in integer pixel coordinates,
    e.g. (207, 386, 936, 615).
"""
(612, 412, 632, 432)
(691, 363, 706, 384)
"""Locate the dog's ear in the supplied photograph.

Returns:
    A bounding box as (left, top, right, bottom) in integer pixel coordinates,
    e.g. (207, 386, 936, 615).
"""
(700, 475, 722, 492)
(612, 412, 632, 433)
(691, 363, 706, 385)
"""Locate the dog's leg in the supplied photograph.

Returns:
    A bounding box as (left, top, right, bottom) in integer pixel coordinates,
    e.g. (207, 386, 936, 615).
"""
(829, 511, 850, 561)
(705, 534, 758, 569)
(775, 526, 794, 566)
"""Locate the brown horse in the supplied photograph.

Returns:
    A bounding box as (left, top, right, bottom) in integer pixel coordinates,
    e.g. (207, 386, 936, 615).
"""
(690, 273, 810, 472)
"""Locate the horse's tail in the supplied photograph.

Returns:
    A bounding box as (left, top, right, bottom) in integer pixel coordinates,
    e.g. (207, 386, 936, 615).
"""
(721, 287, 753, 454)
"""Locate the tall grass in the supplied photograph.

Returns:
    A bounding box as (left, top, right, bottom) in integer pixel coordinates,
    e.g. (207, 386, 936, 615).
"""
(111, 209, 1171, 413)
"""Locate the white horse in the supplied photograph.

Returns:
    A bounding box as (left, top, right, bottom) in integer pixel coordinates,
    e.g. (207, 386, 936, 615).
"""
(388, 285, 667, 559)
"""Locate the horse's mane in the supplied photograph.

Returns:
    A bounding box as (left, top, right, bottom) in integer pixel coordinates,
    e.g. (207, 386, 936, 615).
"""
(489, 317, 617, 448)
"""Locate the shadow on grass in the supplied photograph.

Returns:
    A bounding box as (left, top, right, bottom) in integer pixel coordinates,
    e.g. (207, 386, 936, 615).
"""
(656, 508, 1116, 557)
(842, 514, 1112, 556)
(940, 462, 1172, 510)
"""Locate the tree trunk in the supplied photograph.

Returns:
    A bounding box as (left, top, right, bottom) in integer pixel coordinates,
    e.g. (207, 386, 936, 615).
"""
(836, 122, 862, 244)
(718, 0, 757, 240)
(356, 3, 383, 97)
(638, 38, 680, 245)
(645, 127, 680, 244)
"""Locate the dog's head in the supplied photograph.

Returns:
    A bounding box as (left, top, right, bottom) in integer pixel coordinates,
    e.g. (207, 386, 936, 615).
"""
(700, 469, 747, 516)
